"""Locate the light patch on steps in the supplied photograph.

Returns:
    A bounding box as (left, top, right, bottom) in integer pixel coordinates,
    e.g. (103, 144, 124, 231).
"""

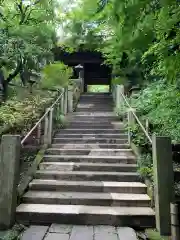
(77, 104, 95, 108)
(16, 204, 155, 216)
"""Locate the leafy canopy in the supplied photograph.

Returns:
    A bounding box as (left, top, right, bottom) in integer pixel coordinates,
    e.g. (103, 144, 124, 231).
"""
(61, 0, 180, 84)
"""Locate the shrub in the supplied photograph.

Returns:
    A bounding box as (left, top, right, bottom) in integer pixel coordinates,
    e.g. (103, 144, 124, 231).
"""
(125, 80, 180, 181)
(0, 89, 57, 136)
(130, 81, 180, 142)
(40, 62, 73, 90)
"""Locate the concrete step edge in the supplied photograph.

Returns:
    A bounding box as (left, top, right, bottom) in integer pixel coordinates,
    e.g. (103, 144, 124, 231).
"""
(53, 137, 128, 142)
(47, 148, 132, 151)
(55, 134, 128, 136)
(57, 129, 126, 131)
(51, 143, 130, 147)
(39, 162, 137, 171)
(29, 179, 146, 188)
(40, 162, 136, 167)
(43, 155, 136, 159)
(16, 204, 155, 216)
(29, 180, 147, 194)
(23, 191, 151, 202)
(36, 170, 139, 176)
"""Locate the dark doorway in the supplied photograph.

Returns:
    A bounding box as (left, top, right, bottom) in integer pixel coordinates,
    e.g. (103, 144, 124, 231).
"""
(53, 49, 112, 91)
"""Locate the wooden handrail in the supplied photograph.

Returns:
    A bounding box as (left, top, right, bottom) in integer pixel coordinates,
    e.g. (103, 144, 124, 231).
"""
(21, 89, 64, 145)
(120, 91, 152, 144)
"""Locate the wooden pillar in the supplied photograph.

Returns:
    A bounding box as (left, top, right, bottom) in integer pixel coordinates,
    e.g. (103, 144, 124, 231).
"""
(79, 67, 84, 93)
(0, 135, 21, 230)
(44, 110, 49, 144)
(112, 84, 116, 102)
(64, 87, 68, 115)
(68, 86, 73, 113)
(109, 84, 112, 93)
(48, 108, 53, 145)
(116, 85, 124, 110)
(61, 88, 64, 114)
(152, 134, 174, 236)
(145, 119, 149, 133)
(37, 122, 41, 145)
(84, 84, 87, 93)
(127, 109, 136, 144)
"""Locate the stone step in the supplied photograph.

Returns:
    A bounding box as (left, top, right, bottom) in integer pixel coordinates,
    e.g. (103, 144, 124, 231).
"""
(77, 101, 113, 104)
(77, 102, 113, 105)
(53, 138, 128, 144)
(51, 143, 130, 150)
(76, 105, 113, 108)
(39, 162, 137, 172)
(67, 120, 121, 124)
(76, 104, 113, 108)
(80, 98, 112, 101)
(45, 148, 133, 156)
(54, 133, 128, 139)
(72, 111, 117, 117)
(29, 180, 147, 194)
(16, 204, 155, 227)
(68, 124, 124, 129)
(76, 108, 113, 112)
(70, 117, 119, 121)
(80, 94, 111, 97)
(81, 93, 111, 96)
(22, 191, 151, 207)
(43, 155, 136, 164)
(72, 113, 116, 117)
(81, 94, 111, 97)
(57, 129, 126, 134)
(35, 170, 140, 182)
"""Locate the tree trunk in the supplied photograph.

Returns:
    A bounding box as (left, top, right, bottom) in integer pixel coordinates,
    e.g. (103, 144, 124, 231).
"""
(1, 60, 23, 101)
(2, 81, 8, 101)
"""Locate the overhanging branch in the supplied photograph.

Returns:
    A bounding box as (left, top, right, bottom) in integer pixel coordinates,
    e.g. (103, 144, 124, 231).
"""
(7, 60, 23, 83)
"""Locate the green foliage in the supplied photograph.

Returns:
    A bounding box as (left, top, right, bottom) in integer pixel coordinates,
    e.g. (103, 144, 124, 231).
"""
(0, 89, 57, 135)
(61, 0, 180, 85)
(130, 81, 180, 142)
(137, 153, 153, 182)
(0, 0, 61, 99)
(128, 122, 153, 180)
(126, 80, 180, 180)
(0, 224, 25, 240)
(41, 62, 73, 89)
(145, 229, 169, 240)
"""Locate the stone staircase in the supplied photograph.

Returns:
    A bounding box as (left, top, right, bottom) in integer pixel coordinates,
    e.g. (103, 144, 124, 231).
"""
(16, 93, 155, 228)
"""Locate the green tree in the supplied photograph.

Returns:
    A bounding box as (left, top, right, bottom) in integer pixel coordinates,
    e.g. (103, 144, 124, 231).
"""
(61, 0, 180, 86)
(0, 0, 58, 100)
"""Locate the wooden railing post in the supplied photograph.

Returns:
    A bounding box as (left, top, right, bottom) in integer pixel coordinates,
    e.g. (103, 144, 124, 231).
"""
(48, 107, 54, 144)
(44, 110, 49, 144)
(145, 119, 149, 133)
(61, 88, 64, 114)
(37, 122, 41, 145)
(64, 87, 68, 115)
(112, 84, 116, 102)
(68, 86, 73, 113)
(127, 109, 136, 144)
(79, 68, 84, 93)
(0, 135, 21, 230)
(116, 85, 124, 111)
(152, 134, 174, 236)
